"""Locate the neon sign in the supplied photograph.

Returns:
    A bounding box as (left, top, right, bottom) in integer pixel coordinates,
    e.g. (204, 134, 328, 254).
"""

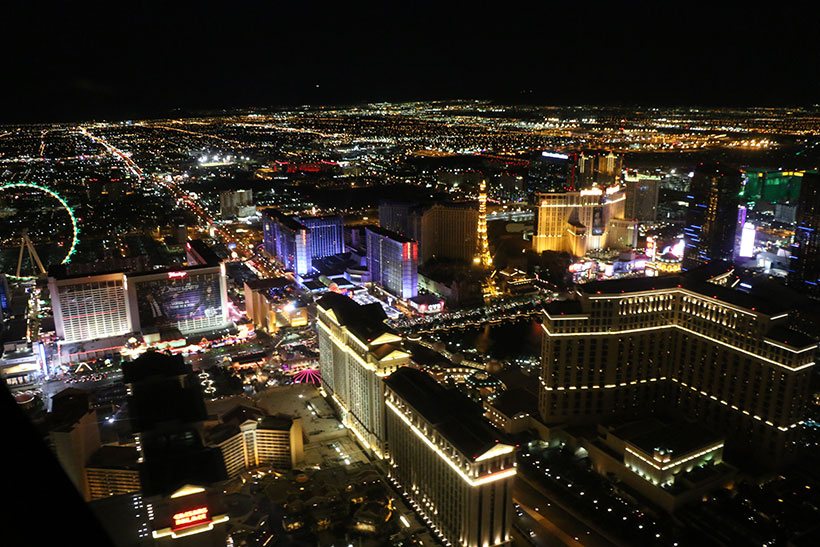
(167, 271, 188, 279)
(172, 507, 210, 531)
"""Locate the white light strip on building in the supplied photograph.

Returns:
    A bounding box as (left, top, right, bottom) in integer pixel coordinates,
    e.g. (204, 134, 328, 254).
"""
(675, 325, 815, 372)
(625, 444, 723, 471)
(670, 377, 802, 432)
(585, 288, 759, 318)
(763, 338, 817, 353)
(536, 195, 625, 208)
(541, 322, 675, 337)
(541, 322, 814, 373)
(539, 376, 666, 391)
(385, 399, 516, 487)
(544, 312, 590, 321)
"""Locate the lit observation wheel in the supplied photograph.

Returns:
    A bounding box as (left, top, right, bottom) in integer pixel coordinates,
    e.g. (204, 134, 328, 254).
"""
(0, 181, 80, 267)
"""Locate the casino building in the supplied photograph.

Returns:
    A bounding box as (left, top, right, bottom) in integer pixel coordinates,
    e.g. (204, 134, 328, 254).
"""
(48, 263, 230, 363)
(365, 225, 418, 300)
(261, 209, 344, 276)
(532, 186, 636, 257)
(384, 367, 515, 547)
(538, 263, 816, 468)
(315, 292, 410, 458)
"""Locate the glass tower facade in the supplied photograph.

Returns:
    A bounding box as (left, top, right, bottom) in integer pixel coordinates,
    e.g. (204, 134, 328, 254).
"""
(683, 164, 742, 270)
(789, 171, 820, 295)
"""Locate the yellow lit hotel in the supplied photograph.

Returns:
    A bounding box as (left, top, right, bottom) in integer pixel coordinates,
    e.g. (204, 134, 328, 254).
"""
(532, 185, 638, 257)
(538, 263, 816, 468)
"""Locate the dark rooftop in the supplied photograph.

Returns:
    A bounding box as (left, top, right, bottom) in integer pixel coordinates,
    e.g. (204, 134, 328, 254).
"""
(489, 388, 539, 419)
(87, 445, 139, 470)
(578, 261, 789, 316)
(121, 352, 189, 384)
(221, 404, 266, 425)
(262, 208, 307, 231)
(316, 292, 394, 344)
(364, 224, 415, 244)
(545, 299, 584, 316)
(384, 367, 510, 461)
(579, 274, 682, 295)
(766, 325, 817, 349)
(301, 214, 343, 224)
(613, 419, 723, 458)
(205, 422, 240, 445)
(258, 415, 294, 431)
(187, 239, 221, 266)
(48, 388, 93, 432)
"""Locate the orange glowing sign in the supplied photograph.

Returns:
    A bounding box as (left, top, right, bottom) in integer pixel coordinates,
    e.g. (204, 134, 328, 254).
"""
(172, 506, 210, 531)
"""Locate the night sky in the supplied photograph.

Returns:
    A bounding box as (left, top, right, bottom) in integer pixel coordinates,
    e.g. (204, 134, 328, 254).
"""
(3, 3, 818, 122)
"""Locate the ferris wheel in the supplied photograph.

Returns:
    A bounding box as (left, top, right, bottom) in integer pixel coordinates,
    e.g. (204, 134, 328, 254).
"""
(0, 182, 80, 277)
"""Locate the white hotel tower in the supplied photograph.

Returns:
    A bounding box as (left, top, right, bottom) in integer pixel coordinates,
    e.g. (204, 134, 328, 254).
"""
(316, 292, 410, 458)
(385, 367, 515, 547)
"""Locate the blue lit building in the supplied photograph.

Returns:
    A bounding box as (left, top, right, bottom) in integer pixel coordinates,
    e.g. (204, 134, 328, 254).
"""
(0, 273, 9, 313)
(683, 164, 742, 270)
(365, 225, 418, 299)
(262, 210, 344, 276)
(788, 171, 820, 296)
(302, 215, 345, 260)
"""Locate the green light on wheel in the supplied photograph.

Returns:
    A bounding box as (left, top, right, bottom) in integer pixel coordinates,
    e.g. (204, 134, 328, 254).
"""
(0, 181, 80, 265)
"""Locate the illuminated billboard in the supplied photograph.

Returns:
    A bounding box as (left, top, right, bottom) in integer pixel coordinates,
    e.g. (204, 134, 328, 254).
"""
(739, 222, 756, 258)
(129, 267, 227, 333)
(591, 206, 605, 236)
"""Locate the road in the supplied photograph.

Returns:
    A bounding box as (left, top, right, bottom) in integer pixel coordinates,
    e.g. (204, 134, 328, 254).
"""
(513, 476, 617, 547)
(81, 125, 284, 278)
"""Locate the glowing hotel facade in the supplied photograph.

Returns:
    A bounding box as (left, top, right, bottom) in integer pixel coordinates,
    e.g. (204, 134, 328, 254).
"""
(316, 292, 410, 458)
(532, 185, 637, 257)
(384, 367, 515, 547)
(539, 264, 816, 468)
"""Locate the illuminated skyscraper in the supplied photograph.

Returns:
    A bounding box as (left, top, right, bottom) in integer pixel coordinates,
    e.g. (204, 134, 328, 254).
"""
(538, 264, 816, 468)
(476, 180, 492, 268)
(624, 172, 660, 222)
(532, 186, 634, 256)
(420, 203, 478, 263)
(788, 171, 820, 296)
(683, 163, 742, 269)
(316, 293, 410, 457)
(365, 225, 418, 299)
(261, 210, 344, 275)
(384, 367, 515, 547)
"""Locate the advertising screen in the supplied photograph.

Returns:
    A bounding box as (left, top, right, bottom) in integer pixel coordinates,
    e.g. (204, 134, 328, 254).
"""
(591, 206, 605, 236)
(134, 271, 222, 328)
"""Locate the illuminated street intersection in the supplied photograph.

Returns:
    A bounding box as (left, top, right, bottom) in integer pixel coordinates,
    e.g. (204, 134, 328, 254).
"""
(1, 102, 820, 547)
